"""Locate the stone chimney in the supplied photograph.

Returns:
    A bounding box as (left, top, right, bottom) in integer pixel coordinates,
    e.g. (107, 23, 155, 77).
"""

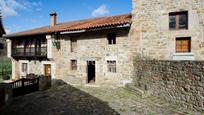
(50, 11, 57, 27)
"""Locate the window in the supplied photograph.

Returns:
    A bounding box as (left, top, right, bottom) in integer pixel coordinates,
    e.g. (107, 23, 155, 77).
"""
(22, 63, 28, 73)
(107, 61, 116, 73)
(71, 60, 77, 71)
(71, 38, 77, 52)
(0, 43, 4, 49)
(107, 33, 116, 44)
(176, 37, 191, 53)
(169, 11, 188, 30)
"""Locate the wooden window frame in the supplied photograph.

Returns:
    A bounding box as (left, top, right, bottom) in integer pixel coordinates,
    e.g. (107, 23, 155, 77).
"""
(71, 38, 77, 52)
(22, 63, 28, 73)
(107, 60, 116, 73)
(176, 37, 191, 53)
(12, 38, 47, 57)
(169, 11, 188, 30)
(107, 33, 116, 45)
(71, 60, 77, 71)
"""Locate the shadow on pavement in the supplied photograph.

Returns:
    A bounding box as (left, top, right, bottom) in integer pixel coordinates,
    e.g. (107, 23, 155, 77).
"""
(0, 79, 119, 115)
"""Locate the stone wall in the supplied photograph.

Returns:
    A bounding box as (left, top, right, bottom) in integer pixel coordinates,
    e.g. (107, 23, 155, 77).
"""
(53, 28, 133, 86)
(0, 83, 13, 108)
(133, 60, 204, 110)
(131, 0, 204, 60)
(11, 28, 133, 86)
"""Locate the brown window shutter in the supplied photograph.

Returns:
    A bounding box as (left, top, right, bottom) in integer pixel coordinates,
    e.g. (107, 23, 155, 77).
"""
(176, 37, 191, 53)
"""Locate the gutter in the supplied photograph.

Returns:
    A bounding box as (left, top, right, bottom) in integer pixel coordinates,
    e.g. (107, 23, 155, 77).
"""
(60, 23, 131, 35)
(116, 23, 131, 28)
(60, 30, 86, 35)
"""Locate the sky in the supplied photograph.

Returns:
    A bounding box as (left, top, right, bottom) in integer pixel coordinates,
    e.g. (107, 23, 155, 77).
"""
(0, 0, 131, 34)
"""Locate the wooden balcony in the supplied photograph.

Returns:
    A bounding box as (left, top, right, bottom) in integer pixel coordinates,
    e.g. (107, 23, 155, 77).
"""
(12, 47, 47, 59)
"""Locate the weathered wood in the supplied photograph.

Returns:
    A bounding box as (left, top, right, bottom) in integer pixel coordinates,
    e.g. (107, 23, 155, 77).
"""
(10, 77, 39, 97)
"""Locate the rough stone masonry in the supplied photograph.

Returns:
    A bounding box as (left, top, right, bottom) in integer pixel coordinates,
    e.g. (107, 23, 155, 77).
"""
(131, 0, 204, 60)
(133, 60, 204, 111)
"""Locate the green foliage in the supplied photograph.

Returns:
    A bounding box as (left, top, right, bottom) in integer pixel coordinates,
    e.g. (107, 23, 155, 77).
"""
(2, 75, 10, 80)
(0, 57, 11, 81)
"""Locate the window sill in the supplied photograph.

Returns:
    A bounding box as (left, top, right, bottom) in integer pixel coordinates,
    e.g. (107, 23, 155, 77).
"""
(108, 44, 117, 45)
(173, 52, 193, 56)
(70, 70, 77, 72)
(107, 72, 117, 74)
(173, 53, 195, 60)
(169, 29, 188, 31)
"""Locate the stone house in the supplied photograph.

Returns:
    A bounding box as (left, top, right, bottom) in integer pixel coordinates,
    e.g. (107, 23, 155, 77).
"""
(5, 13, 132, 86)
(4, 0, 204, 86)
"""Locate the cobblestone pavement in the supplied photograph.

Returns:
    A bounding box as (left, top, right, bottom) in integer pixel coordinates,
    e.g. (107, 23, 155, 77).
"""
(0, 80, 203, 115)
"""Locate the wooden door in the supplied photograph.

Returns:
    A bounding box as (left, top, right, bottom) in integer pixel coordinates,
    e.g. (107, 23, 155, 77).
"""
(44, 64, 51, 77)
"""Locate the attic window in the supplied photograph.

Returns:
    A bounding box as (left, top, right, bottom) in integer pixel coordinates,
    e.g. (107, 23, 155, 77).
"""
(107, 33, 116, 45)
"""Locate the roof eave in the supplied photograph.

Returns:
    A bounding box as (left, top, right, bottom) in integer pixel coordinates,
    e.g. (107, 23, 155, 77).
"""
(4, 32, 51, 39)
(4, 22, 131, 39)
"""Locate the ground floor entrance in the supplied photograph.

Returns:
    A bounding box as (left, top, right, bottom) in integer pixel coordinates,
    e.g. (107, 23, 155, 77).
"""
(44, 64, 51, 77)
(87, 61, 95, 83)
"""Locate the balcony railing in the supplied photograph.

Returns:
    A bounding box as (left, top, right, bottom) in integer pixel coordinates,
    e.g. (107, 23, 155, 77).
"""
(12, 47, 47, 58)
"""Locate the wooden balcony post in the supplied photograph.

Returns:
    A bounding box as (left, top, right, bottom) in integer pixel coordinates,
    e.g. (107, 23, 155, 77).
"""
(46, 35, 53, 59)
(6, 39, 11, 58)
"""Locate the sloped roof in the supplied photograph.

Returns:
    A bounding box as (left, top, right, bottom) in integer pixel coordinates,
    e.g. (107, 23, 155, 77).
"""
(5, 14, 131, 38)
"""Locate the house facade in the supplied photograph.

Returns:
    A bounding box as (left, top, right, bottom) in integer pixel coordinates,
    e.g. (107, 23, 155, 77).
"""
(131, 0, 204, 60)
(5, 0, 204, 86)
(6, 13, 132, 86)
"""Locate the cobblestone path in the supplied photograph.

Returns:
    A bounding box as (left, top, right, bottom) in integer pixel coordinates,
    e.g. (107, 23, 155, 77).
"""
(0, 80, 202, 115)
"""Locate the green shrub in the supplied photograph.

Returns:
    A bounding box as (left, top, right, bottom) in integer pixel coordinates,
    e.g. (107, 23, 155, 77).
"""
(0, 57, 12, 81)
(2, 75, 10, 80)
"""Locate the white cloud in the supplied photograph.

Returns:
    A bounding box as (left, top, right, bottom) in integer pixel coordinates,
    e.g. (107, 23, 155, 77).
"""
(5, 29, 12, 34)
(92, 4, 110, 17)
(0, 0, 42, 17)
(21, 1, 42, 9)
(0, 0, 26, 17)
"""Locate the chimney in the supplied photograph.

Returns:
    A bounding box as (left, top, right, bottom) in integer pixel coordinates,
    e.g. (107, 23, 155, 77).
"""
(50, 11, 57, 27)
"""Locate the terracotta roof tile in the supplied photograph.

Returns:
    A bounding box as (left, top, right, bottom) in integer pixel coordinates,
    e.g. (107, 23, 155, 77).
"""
(5, 13, 131, 38)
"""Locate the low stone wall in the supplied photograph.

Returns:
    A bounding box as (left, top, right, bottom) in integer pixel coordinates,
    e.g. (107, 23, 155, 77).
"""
(132, 60, 204, 111)
(0, 83, 12, 108)
(39, 76, 51, 91)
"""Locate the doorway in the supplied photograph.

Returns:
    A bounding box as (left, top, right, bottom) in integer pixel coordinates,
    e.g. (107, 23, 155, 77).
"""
(44, 64, 51, 77)
(87, 61, 95, 83)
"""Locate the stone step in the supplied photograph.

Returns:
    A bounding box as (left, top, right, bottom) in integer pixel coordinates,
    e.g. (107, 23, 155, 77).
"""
(125, 84, 150, 98)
